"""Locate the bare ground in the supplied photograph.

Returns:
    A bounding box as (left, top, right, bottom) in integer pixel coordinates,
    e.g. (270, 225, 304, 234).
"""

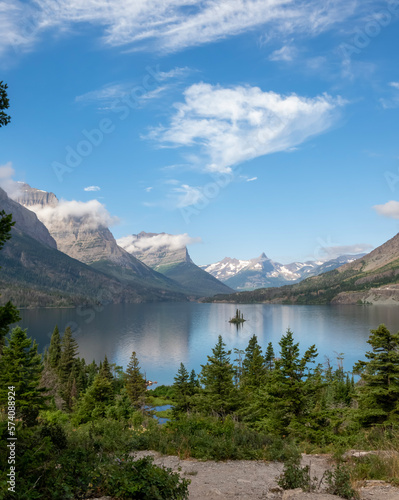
(89, 451, 399, 500)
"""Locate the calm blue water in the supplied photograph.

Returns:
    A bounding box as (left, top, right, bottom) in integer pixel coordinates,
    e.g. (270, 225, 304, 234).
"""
(17, 303, 399, 385)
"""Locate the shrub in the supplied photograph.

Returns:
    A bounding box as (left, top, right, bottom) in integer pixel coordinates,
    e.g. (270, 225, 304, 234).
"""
(101, 455, 190, 499)
(277, 456, 317, 492)
(323, 463, 359, 499)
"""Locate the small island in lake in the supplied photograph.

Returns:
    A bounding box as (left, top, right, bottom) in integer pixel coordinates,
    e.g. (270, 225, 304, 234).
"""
(229, 308, 246, 324)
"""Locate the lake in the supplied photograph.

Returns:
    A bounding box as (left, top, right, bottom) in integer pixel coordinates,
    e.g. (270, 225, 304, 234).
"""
(17, 303, 399, 385)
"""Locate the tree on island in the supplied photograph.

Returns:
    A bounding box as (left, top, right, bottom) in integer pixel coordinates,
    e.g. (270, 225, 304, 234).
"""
(229, 308, 246, 325)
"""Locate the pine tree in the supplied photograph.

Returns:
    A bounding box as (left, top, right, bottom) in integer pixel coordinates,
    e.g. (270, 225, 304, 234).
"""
(200, 335, 236, 415)
(0, 299, 21, 354)
(59, 327, 79, 382)
(125, 351, 147, 408)
(189, 369, 199, 393)
(100, 355, 113, 382)
(0, 327, 47, 426)
(242, 335, 265, 388)
(73, 372, 115, 423)
(250, 330, 320, 435)
(59, 327, 79, 409)
(353, 324, 399, 425)
(86, 360, 99, 387)
(173, 363, 191, 414)
(264, 342, 275, 371)
(48, 325, 61, 369)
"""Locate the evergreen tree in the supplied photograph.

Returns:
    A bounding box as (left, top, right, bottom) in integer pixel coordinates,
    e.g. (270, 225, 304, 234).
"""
(188, 369, 199, 393)
(48, 325, 61, 369)
(100, 354, 113, 381)
(250, 330, 320, 435)
(173, 363, 191, 414)
(200, 335, 236, 415)
(59, 327, 79, 383)
(0, 327, 47, 426)
(59, 327, 79, 408)
(125, 351, 147, 408)
(264, 342, 275, 371)
(353, 324, 399, 425)
(86, 360, 99, 387)
(73, 371, 115, 423)
(242, 335, 265, 388)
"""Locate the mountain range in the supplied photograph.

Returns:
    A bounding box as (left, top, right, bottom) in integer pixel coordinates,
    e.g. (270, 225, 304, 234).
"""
(201, 252, 364, 290)
(0, 184, 231, 306)
(204, 232, 399, 305)
(2, 182, 399, 307)
(117, 232, 233, 297)
(0, 186, 175, 307)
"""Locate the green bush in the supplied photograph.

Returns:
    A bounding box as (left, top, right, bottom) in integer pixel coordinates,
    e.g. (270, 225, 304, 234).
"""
(101, 455, 189, 499)
(324, 463, 359, 499)
(277, 456, 317, 492)
(0, 420, 189, 500)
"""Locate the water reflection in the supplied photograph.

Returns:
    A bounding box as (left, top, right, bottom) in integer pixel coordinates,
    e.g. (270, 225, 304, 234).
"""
(18, 303, 399, 385)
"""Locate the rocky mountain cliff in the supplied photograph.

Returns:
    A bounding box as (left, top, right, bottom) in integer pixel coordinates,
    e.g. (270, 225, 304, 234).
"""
(0, 188, 186, 306)
(0, 187, 57, 249)
(204, 233, 399, 305)
(14, 184, 188, 296)
(15, 182, 58, 208)
(124, 232, 194, 271)
(202, 252, 364, 290)
(118, 232, 233, 297)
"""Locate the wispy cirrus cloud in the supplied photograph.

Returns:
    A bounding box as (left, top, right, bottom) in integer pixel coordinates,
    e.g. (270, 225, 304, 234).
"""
(1, 0, 374, 56)
(148, 82, 344, 173)
(84, 185, 101, 192)
(269, 44, 297, 61)
(320, 243, 373, 259)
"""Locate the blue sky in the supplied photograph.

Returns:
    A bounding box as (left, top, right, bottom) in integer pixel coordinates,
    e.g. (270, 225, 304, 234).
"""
(1, 0, 399, 265)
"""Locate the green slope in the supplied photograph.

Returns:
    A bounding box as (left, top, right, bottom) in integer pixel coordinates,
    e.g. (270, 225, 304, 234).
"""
(155, 261, 234, 297)
(0, 231, 187, 307)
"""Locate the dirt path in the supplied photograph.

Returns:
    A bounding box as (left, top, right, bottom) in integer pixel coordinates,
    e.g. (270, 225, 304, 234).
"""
(89, 451, 399, 500)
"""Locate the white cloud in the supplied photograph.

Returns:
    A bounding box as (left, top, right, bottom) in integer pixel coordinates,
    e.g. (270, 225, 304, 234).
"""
(246, 177, 258, 182)
(159, 67, 192, 80)
(1, 0, 368, 55)
(173, 184, 205, 208)
(84, 185, 101, 192)
(149, 83, 344, 173)
(373, 200, 399, 219)
(389, 82, 399, 90)
(0, 162, 23, 199)
(117, 232, 201, 253)
(320, 244, 373, 259)
(269, 45, 297, 62)
(145, 186, 153, 192)
(30, 199, 118, 231)
(76, 84, 130, 105)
